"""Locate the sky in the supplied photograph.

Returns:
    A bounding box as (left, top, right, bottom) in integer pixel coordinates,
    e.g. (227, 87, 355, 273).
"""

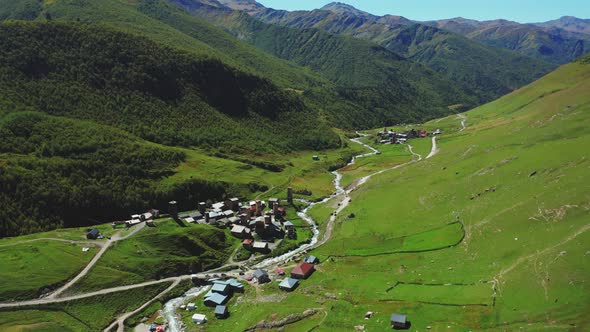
(256, 0, 590, 23)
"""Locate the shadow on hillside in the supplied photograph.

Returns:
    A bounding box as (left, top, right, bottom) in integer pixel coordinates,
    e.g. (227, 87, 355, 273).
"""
(393, 321, 412, 330)
(173, 218, 187, 227)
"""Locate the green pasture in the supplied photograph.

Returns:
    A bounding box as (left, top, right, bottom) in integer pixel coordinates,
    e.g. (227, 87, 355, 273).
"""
(190, 60, 590, 331)
(0, 240, 96, 301)
(71, 219, 238, 293)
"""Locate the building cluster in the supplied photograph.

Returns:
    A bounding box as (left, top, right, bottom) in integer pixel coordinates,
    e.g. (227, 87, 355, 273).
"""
(127, 209, 160, 226)
(244, 255, 320, 293)
(170, 197, 294, 255)
(189, 278, 245, 325)
(376, 127, 440, 144)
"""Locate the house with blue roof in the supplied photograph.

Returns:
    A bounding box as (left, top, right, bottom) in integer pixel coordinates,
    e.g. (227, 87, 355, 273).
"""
(215, 305, 229, 319)
(304, 255, 319, 264)
(204, 293, 228, 307)
(279, 278, 299, 292)
(211, 282, 230, 295)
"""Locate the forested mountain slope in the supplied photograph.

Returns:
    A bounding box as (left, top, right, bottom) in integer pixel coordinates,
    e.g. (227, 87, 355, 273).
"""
(1, 0, 475, 128)
(0, 22, 337, 152)
(425, 17, 590, 64)
(0, 21, 337, 236)
(172, 0, 479, 126)
(215, 0, 557, 103)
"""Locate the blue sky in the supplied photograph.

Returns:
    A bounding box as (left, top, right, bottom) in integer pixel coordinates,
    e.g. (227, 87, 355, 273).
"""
(256, 0, 590, 23)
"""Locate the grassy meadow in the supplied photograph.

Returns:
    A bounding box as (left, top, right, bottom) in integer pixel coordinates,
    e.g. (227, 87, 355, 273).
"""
(188, 57, 590, 331)
(0, 240, 97, 301)
(0, 283, 171, 331)
(69, 219, 238, 293)
(164, 137, 368, 202)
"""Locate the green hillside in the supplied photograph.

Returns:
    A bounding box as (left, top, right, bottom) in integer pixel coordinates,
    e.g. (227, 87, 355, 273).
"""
(188, 55, 590, 331)
(0, 20, 345, 236)
(0, 0, 475, 129)
(176, 2, 478, 126)
(0, 110, 184, 236)
(70, 221, 237, 293)
(0, 21, 338, 152)
(249, 2, 557, 103)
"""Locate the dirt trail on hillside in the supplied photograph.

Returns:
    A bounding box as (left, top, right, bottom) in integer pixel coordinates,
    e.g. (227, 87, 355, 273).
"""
(494, 223, 590, 289)
(458, 114, 467, 131)
(426, 136, 439, 159)
(47, 222, 147, 299)
(105, 278, 182, 332)
(0, 276, 184, 309)
(0, 237, 103, 248)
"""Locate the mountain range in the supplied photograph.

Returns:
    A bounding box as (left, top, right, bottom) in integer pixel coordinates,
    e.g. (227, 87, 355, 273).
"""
(0, 0, 587, 236)
(190, 0, 565, 102)
(213, 1, 589, 65)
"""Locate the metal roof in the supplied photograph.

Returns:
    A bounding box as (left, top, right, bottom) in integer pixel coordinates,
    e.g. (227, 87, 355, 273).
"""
(253, 269, 268, 279)
(211, 283, 229, 293)
(305, 255, 318, 264)
(231, 225, 246, 233)
(204, 293, 227, 305)
(390, 313, 407, 323)
(215, 305, 227, 315)
(279, 278, 299, 289)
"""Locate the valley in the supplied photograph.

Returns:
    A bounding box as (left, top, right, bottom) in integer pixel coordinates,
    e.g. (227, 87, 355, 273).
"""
(0, 1, 588, 331)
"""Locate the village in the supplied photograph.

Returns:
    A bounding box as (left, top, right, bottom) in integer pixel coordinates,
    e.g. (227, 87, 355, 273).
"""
(79, 131, 425, 331)
(82, 185, 349, 330)
(376, 127, 441, 144)
(83, 182, 412, 331)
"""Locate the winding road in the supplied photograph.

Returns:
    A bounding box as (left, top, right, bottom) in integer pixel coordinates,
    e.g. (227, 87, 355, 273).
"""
(1, 130, 443, 330)
(105, 278, 183, 332)
(426, 136, 438, 159)
(0, 237, 103, 248)
(47, 222, 147, 299)
(458, 113, 467, 132)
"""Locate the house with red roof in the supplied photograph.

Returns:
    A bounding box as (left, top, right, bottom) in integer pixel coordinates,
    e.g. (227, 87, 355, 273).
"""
(291, 262, 315, 279)
(242, 239, 253, 249)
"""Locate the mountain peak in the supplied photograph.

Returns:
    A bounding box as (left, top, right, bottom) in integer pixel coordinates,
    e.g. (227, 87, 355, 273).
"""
(320, 2, 371, 17)
(216, 0, 265, 14)
(536, 15, 590, 35)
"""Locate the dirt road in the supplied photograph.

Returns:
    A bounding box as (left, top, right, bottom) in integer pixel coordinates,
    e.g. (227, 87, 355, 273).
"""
(47, 222, 147, 299)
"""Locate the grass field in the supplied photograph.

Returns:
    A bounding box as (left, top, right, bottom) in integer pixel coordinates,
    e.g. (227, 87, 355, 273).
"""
(185, 57, 590, 331)
(0, 240, 97, 301)
(0, 283, 170, 331)
(338, 141, 413, 189)
(162, 135, 368, 202)
(0, 223, 116, 246)
(69, 219, 238, 293)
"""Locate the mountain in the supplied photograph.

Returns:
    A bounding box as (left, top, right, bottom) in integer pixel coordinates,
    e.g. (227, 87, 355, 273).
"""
(0, 20, 343, 236)
(0, 21, 338, 153)
(0, 0, 474, 236)
(320, 2, 372, 17)
(237, 1, 555, 102)
(536, 16, 590, 35)
(216, 0, 263, 15)
(425, 17, 590, 64)
(172, 0, 481, 126)
(2, 0, 488, 127)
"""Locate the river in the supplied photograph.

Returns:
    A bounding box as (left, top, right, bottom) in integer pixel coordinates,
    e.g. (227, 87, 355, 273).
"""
(161, 134, 379, 331)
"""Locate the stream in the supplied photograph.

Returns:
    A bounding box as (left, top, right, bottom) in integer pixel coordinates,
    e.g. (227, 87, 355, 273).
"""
(162, 286, 211, 332)
(160, 134, 379, 331)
